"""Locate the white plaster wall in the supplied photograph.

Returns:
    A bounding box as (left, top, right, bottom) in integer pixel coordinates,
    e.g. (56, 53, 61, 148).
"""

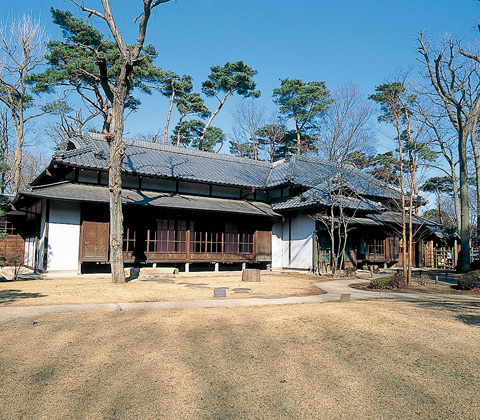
(271, 222, 283, 269)
(282, 220, 290, 267)
(272, 214, 314, 270)
(47, 201, 81, 271)
(289, 214, 315, 270)
(37, 201, 47, 271)
(24, 237, 36, 267)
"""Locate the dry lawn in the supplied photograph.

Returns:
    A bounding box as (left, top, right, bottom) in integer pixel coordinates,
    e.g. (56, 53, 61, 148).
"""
(0, 272, 323, 306)
(1, 299, 479, 419)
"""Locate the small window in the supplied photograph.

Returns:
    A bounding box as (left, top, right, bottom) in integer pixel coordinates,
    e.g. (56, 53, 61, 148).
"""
(367, 238, 385, 256)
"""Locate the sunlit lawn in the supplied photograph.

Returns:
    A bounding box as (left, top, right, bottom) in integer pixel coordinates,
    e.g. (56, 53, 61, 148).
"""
(1, 298, 479, 419)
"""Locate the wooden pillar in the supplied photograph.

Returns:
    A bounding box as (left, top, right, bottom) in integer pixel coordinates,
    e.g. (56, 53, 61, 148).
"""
(186, 229, 190, 261)
(146, 229, 150, 260)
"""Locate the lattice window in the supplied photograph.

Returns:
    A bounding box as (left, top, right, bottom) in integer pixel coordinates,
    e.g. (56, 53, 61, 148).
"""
(367, 238, 385, 256)
(0, 217, 17, 235)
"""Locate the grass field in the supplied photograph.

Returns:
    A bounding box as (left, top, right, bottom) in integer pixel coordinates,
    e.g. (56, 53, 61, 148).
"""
(0, 272, 324, 306)
(1, 298, 479, 419)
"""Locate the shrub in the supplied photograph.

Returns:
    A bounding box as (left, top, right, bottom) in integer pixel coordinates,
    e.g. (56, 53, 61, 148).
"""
(457, 272, 480, 291)
(368, 277, 391, 290)
(390, 274, 407, 290)
(416, 273, 430, 287)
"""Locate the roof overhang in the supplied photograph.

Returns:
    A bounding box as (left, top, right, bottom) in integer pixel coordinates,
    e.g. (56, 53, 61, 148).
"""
(17, 182, 282, 220)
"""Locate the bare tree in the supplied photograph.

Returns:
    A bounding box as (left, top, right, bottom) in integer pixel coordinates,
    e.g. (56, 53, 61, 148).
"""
(312, 171, 364, 277)
(317, 82, 375, 163)
(231, 100, 266, 160)
(415, 98, 461, 230)
(370, 81, 436, 285)
(45, 109, 99, 151)
(0, 15, 48, 195)
(135, 130, 162, 143)
(0, 109, 9, 193)
(417, 33, 480, 272)
(70, 0, 174, 283)
(256, 112, 286, 163)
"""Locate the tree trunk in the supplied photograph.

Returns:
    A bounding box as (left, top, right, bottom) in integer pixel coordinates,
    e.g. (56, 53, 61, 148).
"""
(436, 187, 443, 226)
(458, 128, 471, 272)
(451, 164, 461, 234)
(199, 92, 230, 149)
(107, 94, 127, 284)
(176, 113, 185, 147)
(407, 195, 414, 286)
(469, 119, 480, 244)
(295, 121, 302, 154)
(12, 112, 24, 195)
(164, 80, 176, 145)
(242, 269, 260, 282)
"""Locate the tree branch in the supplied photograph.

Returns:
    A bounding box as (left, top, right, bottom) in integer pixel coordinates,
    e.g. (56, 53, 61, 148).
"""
(69, 0, 106, 19)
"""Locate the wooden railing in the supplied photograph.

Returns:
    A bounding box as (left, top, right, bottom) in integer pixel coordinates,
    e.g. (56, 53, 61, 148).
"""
(140, 229, 254, 262)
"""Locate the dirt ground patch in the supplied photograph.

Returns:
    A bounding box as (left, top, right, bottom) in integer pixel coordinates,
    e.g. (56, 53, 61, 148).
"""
(0, 272, 325, 306)
(352, 281, 480, 295)
(0, 299, 479, 419)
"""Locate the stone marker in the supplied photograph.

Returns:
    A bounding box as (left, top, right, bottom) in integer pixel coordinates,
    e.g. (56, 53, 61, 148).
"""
(339, 293, 351, 302)
(233, 288, 251, 294)
(213, 289, 227, 298)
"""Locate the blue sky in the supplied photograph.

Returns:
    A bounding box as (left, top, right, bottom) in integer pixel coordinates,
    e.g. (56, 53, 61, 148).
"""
(1, 0, 479, 152)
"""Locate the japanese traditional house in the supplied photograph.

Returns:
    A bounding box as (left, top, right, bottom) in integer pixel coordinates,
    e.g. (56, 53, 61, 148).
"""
(10, 131, 437, 273)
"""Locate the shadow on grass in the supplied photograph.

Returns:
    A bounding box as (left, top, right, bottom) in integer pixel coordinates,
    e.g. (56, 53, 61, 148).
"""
(0, 289, 47, 305)
(410, 298, 480, 327)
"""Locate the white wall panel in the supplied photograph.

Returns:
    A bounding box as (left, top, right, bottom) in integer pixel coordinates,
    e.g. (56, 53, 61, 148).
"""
(47, 201, 81, 271)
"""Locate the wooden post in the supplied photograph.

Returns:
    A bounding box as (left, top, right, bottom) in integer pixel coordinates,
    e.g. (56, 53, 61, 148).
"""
(186, 229, 190, 260)
(242, 268, 260, 282)
(146, 229, 150, 260)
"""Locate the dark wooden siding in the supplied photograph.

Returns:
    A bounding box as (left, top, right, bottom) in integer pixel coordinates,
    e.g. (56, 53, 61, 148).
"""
(255, 230, 272, 262)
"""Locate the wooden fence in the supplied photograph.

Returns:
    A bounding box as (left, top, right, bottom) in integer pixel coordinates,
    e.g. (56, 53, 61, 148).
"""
(0, 235, 25, 264)
(422, 246, 455, 269)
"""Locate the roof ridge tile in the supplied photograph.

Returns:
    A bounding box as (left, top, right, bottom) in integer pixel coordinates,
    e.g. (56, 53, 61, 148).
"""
(81, 131, 272, 168)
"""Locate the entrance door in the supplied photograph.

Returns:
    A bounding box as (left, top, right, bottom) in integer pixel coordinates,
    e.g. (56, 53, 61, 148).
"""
(81, 220, 109, 262)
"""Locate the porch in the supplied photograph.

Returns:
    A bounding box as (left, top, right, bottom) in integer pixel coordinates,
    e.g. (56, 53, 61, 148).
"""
(80, 204, 272, 269)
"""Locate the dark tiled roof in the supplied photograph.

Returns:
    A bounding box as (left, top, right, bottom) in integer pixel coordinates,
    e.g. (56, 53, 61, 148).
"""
(24, 182, 280, 218)
(271, 186, 384, 212)
(367, 211, 439, 226)
(50, 131, 404, 207)
(54, 132, 271, 188)
(267, 155, 403, 200)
